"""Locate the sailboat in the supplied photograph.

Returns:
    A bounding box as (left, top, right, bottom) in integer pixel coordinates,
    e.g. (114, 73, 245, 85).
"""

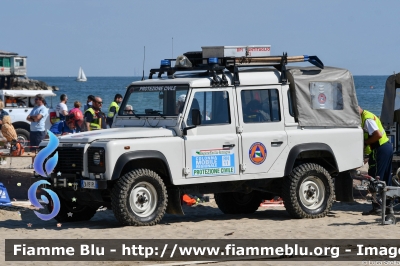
(76, 67, 87, 82)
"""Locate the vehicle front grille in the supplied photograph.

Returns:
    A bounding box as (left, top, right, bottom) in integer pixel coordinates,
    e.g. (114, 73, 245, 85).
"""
(54, 147, 84, 173)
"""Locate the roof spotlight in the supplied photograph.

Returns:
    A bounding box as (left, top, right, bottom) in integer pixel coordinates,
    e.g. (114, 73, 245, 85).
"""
(175, 55, 192, 68)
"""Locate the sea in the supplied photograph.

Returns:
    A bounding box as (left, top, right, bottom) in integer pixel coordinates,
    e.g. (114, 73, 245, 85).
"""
(32, 76, 389, 116)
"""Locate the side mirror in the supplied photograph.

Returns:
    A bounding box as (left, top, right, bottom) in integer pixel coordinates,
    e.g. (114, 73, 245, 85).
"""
(191, 109, 201, 126)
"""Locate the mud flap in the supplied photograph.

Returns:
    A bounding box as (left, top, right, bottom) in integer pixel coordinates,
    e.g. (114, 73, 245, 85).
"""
(166, 188, 184, 215)
(334, 170, 354, 202)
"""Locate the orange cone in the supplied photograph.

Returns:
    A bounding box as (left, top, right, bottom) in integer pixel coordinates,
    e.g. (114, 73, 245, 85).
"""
(182, 194, 197, 206)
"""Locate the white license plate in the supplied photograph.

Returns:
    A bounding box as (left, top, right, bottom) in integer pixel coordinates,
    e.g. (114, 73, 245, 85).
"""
(81, 180, 98, 189)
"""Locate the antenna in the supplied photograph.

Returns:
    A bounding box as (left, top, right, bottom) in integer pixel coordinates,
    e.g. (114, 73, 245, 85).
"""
(141, 46, 145, 81)
(172, 37, 174, 58)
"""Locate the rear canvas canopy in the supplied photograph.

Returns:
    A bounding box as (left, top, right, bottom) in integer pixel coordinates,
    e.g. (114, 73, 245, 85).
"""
(287, 67, 360, 127)
(380, 73, 400, 127)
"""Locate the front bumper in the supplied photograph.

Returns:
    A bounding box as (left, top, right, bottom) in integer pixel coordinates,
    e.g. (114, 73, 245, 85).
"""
(30, 175, 108, 190)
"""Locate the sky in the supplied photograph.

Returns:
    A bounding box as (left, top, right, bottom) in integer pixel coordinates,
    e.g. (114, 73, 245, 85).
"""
(2, 0, 400, 76)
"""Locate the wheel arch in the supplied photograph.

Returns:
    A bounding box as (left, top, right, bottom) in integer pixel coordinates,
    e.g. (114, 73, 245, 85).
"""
(111, 150, 173, 186)
(12, 121, 30, 131)
(284, 143, 338, 176)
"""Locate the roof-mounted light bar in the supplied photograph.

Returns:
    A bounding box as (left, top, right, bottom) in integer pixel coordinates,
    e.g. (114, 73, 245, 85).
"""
(208, 57, 218, 65)
(160, 60, 171, 68)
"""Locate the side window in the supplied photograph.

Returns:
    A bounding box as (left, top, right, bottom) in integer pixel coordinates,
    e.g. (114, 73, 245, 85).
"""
(0, 58, 11, 67)
(241, 89, 281, 123)
(187, 91, 230, 126)
(15, 59, 24, 67)
(395, 88, 400, 110)
(309, 82, 343, 110)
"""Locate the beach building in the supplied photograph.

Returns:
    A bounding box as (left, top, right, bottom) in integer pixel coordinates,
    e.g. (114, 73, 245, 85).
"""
(0, 50, 27, 89)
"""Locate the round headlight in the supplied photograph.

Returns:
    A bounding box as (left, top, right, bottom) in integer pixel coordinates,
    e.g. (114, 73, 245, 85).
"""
(93, 152, 101, 165)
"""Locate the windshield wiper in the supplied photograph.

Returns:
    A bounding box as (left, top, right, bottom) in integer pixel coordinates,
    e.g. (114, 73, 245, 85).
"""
(132, 111, 140, 118)
(145, 109, 166, 118)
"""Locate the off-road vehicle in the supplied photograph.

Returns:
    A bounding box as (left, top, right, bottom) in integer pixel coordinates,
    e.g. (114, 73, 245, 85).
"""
(38, 45, 363, 225)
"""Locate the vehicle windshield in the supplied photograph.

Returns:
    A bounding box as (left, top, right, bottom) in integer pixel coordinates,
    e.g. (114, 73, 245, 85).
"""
(120, 85, 189, 116)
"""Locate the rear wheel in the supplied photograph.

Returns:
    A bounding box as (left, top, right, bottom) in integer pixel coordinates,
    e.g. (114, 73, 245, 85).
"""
(392, 168, 400, 186)
(385, 214, 396, 225)
(215, 191, 261, 214)
(282, 163, 334, 219)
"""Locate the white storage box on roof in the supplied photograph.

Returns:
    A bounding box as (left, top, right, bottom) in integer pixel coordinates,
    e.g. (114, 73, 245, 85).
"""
(202, 45, 271, 58)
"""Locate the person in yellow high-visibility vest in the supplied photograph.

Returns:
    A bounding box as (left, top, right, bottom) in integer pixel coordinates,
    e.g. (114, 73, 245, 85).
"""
(84, 96, 107, 131)
(107, 94, 123, 128)
(359, 106, 393, 216)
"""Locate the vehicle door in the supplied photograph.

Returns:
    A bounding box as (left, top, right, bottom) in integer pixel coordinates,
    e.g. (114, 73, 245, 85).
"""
(237, 86, 288, 177)
(183, 87, 240, 182)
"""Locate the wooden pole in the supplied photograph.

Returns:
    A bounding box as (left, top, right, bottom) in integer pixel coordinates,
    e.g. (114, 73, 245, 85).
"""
(235, 56, 305, 65)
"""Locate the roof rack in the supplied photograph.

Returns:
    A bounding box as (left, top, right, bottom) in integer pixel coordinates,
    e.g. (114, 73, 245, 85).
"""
(148, 52, 323, 86)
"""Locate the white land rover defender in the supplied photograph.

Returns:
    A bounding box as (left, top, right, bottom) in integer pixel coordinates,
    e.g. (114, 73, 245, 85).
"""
(39, 46, 363, 226)
(0, 89, 55, 146)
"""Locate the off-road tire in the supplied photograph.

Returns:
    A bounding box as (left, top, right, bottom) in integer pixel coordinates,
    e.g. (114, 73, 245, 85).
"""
(47, 195, 97, 222)
(392, 176, 400, 187)
(15, 128, 30, 151)
(215, 191, 261, 214)
(282, 163, 334, 219)
(385, 214, 397, 225)
(111, 169, 167, 226)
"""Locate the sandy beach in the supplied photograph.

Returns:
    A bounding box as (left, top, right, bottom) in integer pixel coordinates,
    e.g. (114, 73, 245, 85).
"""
(1, 158, 399, 266)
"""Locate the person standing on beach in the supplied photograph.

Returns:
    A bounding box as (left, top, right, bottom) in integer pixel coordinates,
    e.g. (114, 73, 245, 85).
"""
(84, 95, 95, 111)
(359, 106, 393, 215)
(68, 101, 84, 132)
(84, 96, 106, 131)
(55, 94, 68, 121)
(106, 93, 123, 128)
(26, 95, 48, 167)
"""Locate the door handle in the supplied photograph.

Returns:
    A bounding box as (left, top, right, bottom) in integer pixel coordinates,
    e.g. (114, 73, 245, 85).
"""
(223, 144, 235, 149)
(271, 141, 283, 145)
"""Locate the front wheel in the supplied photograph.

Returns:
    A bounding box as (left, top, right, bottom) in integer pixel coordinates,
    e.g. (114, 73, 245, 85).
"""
(47, 195, 98, 222)
(282, 163, 334, 219)
(111, 169, 168, 226)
